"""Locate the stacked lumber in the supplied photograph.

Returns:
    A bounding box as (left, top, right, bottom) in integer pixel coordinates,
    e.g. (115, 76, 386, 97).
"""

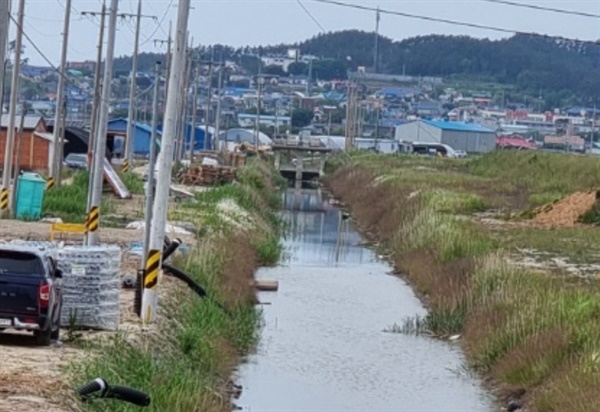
(226, 152, 247, 167)
(178, 164, 237, 186)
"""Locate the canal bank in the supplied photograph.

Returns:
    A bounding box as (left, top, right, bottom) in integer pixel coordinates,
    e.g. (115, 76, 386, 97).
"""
(319, 152, 600, 412)
(236, 187, 496, 411)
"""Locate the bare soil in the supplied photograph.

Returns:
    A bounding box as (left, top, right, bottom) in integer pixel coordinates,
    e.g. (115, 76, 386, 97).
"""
(533, 191, 597, 227)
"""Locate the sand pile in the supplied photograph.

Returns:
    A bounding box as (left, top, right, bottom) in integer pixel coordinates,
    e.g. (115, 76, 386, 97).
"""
(533, 190, 599, 227)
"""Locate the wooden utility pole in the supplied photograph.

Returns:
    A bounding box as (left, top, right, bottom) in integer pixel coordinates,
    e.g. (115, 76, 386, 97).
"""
(50, 0, 71, 180)
(2, 0, 25, 215)
(85, 2, 106, 217)
(87, 0, 119, 246)
(142, 0, 190, 325)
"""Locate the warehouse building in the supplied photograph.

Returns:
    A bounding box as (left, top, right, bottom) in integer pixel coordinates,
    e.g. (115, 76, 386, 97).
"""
(394, 119, 496, 153)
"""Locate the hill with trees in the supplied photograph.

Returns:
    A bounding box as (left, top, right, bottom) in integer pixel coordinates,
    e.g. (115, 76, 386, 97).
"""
(113, 30, 600, 107)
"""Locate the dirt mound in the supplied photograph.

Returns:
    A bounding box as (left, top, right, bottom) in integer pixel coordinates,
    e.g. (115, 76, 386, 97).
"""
(533, 190, 599, 227)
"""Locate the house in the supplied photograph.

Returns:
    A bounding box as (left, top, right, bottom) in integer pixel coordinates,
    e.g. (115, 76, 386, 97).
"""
(0, 114, 53, 174)
(107, 118, 162, 157)
(394, 119, 496, 153)
(237, 113, 291, 128)
(496, 135, 538, 150)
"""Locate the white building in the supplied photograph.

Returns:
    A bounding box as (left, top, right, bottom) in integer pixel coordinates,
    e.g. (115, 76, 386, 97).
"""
(394, 120, 496, 153)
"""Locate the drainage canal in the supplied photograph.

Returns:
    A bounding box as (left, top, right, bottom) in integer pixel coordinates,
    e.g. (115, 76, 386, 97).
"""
(236, 187, 496, 411)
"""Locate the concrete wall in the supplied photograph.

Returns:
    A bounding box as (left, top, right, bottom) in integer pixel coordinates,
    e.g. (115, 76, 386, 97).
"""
(440, 130, 496, 153)
(394, 122, 442, 143)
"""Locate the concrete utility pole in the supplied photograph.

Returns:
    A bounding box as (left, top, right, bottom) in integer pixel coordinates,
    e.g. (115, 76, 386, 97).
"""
(87, 0, 119, 246)
(203, 60, 213, 150)
(85, 2, 106, 217)
(374, 6, 380, 73)
(214, 61, 224, 149)
(142, 61, 161, 269)
(142, 0, 190, 324)
(254, 75, 264, 149)
(177, 39, 192, 161)
(0, 0, 10, 115)
(11, 101, 26, 212)
(50, 0, 71, 180)
(2, 0, 25, 215)
(188, 65, 198, 160)
(124, 0, 142, 166)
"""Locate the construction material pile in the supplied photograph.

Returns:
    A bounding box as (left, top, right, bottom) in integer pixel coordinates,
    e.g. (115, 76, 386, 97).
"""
(533, 190, 599, 227)
(178, 164, 237, 186)
(57, 245, 121, 331)
(226, 152, 247, 167)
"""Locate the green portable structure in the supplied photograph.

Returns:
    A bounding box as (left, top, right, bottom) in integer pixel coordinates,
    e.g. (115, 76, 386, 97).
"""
(15, 172, 46, 220)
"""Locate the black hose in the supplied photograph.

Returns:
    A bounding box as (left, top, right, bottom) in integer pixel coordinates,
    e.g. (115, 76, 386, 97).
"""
(161, 263, 231, 316)
(162, 238, 182, 262)
(77, 378, 107, 397)
(108, 385, 151, 407)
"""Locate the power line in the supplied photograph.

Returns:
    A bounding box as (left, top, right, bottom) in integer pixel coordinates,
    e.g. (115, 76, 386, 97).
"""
(296, 0, 326, 32)
(480, 0, 600, 19)
(140, 0, 173, 46)
(310, 0, 600, 45)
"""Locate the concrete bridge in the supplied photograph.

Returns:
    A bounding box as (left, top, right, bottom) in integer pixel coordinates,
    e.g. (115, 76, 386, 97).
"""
(272, 138, 332, 182)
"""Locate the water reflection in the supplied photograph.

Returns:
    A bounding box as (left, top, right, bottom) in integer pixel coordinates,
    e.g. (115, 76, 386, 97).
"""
(236, 188, 496, 412)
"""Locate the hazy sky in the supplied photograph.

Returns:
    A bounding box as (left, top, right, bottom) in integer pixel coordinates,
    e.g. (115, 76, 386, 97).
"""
(8, 0, 600, 66)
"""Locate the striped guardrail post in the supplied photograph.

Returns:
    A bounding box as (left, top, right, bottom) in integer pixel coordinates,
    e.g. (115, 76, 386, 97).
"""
(86, 206, 100, 234)
(0, 187, 8, 211)
(122, 158, 129, 173)
(46, 177, 55, 190)
(142, 249, 161, 324)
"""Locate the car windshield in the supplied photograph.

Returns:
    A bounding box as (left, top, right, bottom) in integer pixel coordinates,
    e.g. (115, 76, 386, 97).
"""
(0, 250, 44, 275)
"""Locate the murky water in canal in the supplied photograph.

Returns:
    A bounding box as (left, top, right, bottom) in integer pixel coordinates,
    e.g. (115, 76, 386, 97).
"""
(236, 188, 496, 412)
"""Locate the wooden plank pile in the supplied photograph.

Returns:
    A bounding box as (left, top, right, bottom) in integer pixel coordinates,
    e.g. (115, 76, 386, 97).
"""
(178, 164, 237, 186)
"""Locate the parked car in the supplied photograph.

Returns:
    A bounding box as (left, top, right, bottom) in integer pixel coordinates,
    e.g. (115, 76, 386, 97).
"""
(453, 150, 468, 158)
(0, 245, 63, 346)
(64, 153, 88, 170)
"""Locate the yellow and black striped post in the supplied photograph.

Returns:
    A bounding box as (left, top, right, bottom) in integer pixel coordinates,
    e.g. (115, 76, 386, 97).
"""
(0, 188, 8, 211)
(142, 249, 161, 323)
(86, 206, 100, 233)
(46, 177, 55, 190)
(122, 158, 130, 173)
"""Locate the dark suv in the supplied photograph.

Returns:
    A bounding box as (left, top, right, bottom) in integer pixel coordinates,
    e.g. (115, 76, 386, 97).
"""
(0, 245, 63, 346)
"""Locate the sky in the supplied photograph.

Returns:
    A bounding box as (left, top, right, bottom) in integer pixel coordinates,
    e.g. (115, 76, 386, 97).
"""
(8, 0, 600, 66)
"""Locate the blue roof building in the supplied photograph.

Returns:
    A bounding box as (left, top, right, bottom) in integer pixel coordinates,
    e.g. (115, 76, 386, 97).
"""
(394, 119, 496, 153)
(107, 118, 162, 155)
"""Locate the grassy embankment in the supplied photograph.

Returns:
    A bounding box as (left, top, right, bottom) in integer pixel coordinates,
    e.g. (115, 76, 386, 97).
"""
(63, 160, 283, 412)
(326, 150, 600, 411)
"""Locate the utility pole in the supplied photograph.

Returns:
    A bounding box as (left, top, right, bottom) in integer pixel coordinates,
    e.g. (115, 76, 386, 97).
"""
(85, 2, 106, 217)
(142, 0, 190, 325)
(57, 99, 67, 183)
(141, 61, 161, 272)
(214, 60, 223, 150)
(0, 0, 10, 115)
(87, 0, 119, 246)
(50, 0, 71, 181)
(154, 22, 172, 100)
(124, 0, 142, 167)
(11, 101, 26, 212)
(306, 59, 312, 96)
(254, 75, 264, 149)
(188, 65, 198, 160)
(2, 0, 25, 215)
(374, 6, 380, 72)
(203, 60, 213, 150)
(177, 39, 191, 161)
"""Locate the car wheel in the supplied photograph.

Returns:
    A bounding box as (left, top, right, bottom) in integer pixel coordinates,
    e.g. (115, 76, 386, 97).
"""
(34, 327, 52, 346)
